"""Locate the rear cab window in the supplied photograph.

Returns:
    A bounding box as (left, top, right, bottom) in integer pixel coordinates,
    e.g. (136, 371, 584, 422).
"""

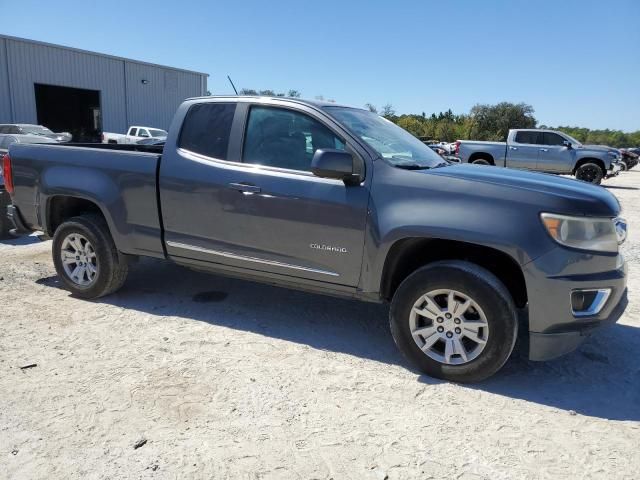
(128, 128, 137, 136)
(179, 102, 237, 160)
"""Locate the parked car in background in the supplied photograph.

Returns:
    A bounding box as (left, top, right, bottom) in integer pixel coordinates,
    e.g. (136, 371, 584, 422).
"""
(136, 138, 167, 146)
(619, 149, 639, 170)
(427, 145, 460, 163)
(0, 124, 71, 143)
(425, 141, 456, 154)
(102, 126, 168, 144)
(3, 96, 628, 382)
(0, 133, 58, 150)
(456, 129, 622, 184)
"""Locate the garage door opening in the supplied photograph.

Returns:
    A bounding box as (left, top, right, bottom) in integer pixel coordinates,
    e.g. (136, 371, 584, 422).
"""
(34, 84, 102, 142)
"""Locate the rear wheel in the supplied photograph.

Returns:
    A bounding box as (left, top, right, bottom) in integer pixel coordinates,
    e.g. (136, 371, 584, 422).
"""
(575, 163, 603, 185)
(389, 260, 518, 383)
(471, 158, 491, 166)
(52, 214, 128, 298)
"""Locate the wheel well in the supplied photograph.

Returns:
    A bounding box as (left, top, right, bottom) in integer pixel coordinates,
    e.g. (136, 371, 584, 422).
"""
(381, 238, 527, 308)
(468, 152, 495, 165)
(47, 196, 104, 235)
(573, 158, 605, 174)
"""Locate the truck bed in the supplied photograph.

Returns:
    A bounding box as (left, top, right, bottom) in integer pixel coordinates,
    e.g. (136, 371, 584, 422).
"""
(457, 140, 507, 165)
(8, 142, 165, 258)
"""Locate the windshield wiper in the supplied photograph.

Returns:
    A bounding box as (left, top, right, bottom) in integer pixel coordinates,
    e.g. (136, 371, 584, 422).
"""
(393, 163, 431, 170)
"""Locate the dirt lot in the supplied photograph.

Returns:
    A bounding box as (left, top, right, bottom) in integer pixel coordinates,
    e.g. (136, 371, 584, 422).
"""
(1, 172, 639, 480)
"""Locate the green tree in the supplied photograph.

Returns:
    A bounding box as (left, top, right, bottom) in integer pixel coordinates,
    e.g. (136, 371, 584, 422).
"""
(468, 102, 537, 141)
(381, 104, 396, 119)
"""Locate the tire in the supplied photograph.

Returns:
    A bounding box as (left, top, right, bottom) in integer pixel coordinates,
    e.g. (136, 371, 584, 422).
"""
(471, 158, 491, 166)
(52, 214, 128, 299)
(0, 191, 11, 239)
(620, 161, 628, 172)
(575, 163, 603, 185)
(389, 260, 518, 383)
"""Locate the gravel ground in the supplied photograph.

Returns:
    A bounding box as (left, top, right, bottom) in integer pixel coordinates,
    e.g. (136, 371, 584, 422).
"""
(1, 172, 639, 480)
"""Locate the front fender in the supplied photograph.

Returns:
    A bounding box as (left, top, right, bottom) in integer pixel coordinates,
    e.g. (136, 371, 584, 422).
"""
(359, 162, 559, 294)
(577, 152, 613, 168)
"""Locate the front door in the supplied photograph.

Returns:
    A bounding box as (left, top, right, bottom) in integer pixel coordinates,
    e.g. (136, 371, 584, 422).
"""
(506, 130, 541, 170)
(536, 131, 573, 173)
(160, 101, 369, 287)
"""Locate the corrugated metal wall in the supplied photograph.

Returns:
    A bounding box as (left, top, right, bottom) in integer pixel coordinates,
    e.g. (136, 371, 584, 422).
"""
(124, 62, 204, 131)
(0, 35, 207, 132)
(0, 38, 13, 122)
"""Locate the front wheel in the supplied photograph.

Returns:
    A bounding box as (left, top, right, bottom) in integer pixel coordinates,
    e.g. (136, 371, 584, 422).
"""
(389, 260, 518, 383)
(52, 214, 129, 299)
(575, 163, 603, 185)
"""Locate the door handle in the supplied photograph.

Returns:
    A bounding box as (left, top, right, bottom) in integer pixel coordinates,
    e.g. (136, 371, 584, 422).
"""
(539, 148, 549, 152)
(509, 146, 518, 150)
(229, 182, 261, 194)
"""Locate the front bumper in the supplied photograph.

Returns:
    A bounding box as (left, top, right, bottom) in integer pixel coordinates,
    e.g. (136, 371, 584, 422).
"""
(523, 247, 627, 361)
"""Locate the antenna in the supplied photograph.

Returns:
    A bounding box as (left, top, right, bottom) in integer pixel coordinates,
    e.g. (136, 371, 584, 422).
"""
(227, 75, 238, 95)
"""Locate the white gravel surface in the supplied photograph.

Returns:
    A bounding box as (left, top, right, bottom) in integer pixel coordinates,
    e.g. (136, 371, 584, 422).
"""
(1, 172, 639, 480)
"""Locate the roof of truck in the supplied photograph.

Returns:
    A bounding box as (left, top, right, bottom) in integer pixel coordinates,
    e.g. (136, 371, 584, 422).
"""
(184, 95, 360, 110)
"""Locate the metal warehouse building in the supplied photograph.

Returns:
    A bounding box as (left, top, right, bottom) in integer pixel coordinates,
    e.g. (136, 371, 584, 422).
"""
(0, 35, 208, 141)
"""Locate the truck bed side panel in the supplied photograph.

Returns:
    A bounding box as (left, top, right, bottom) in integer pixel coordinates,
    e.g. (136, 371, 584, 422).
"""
(458, 141, 507, 165)
(10, 144, 164, 258)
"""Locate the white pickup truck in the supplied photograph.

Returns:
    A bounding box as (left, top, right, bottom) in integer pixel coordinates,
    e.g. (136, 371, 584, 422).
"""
(102, 126, 168, 144)
(456, 129, 622, 184)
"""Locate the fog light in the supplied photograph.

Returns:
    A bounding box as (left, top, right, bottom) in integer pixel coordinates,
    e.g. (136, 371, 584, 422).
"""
(571, 289, 611, 317)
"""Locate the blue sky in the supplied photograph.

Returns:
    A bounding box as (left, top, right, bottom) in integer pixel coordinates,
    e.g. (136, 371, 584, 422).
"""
(3, 0, 639, 131)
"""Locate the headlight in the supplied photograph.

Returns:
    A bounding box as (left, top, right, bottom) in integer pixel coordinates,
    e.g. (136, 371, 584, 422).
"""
(608, 151, 620, 160)
(541, 213, 625, 253)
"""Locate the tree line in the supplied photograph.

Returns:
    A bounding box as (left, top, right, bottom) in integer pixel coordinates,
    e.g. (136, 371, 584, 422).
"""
(228, 88, 639, 147)
(370, 101, 640, 147)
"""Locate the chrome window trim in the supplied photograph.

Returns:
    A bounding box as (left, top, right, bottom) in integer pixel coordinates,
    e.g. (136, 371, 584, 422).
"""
(166, 241, 340, 277)
(177, 147, 346, 184)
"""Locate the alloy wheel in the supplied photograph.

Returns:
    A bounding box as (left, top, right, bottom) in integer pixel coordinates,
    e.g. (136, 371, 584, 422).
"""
(577, 165, 599, 183)
(60, 233, 98, 286)
(409, 289, 489, 365)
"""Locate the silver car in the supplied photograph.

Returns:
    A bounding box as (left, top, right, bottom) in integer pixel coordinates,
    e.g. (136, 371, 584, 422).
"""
(0, 133, 58, 151)
(0, 124, 72, 142)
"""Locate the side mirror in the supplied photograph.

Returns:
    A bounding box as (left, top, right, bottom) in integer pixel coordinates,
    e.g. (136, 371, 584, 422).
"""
(563, 140, 572, 149)
(311, 149, 359, 184)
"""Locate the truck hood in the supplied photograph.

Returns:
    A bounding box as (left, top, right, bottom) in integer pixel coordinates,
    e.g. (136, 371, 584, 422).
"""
(425, 163, 620, 217)
(582, 144, 618, 154)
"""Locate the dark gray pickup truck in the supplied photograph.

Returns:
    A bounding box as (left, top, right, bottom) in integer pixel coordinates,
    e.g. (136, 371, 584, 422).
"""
(3, 96, 629, 382)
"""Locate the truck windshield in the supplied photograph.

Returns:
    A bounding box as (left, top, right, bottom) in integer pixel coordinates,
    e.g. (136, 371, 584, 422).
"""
(149, 129, 168, 138)
(326, 107, 447, 169)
